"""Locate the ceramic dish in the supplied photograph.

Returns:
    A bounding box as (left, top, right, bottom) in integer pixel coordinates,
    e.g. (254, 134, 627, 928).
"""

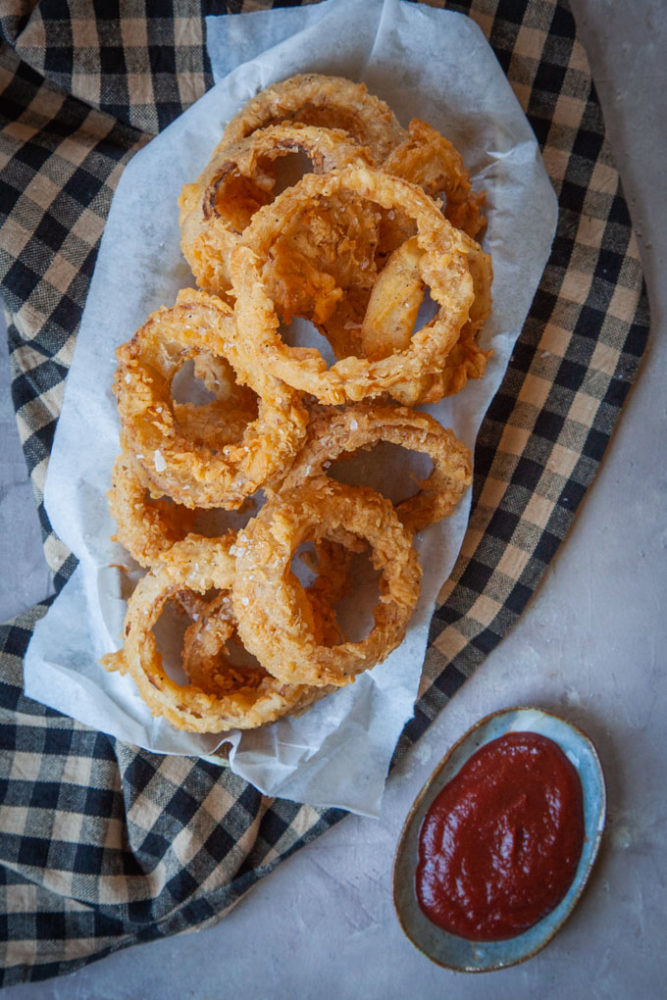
(393, 706, 606, 972)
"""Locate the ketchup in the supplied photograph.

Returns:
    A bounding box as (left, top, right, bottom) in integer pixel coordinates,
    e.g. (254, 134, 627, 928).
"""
(416, 731, 585, 941)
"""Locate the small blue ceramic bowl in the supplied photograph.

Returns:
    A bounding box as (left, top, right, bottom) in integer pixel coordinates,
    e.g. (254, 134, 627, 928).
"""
(393, 706, 606, 972)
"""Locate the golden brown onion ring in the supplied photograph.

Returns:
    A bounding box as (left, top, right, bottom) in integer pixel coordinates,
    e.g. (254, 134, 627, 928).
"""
(360, 232, 493, 404)
(108, 450, 196, 567)
(113, 289, 308, 509)
(179, 123, 373, 297)
(232, 479, 422, 688)
(102, 534, 329, 732)
(218, 74, 406, 164)
(383, 118, 486, 240)
(270, 402, 472, 535)
(230, 166, 477, 405)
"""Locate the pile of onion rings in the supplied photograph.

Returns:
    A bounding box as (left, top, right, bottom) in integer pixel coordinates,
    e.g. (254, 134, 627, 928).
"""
(105, 75, 490, 734)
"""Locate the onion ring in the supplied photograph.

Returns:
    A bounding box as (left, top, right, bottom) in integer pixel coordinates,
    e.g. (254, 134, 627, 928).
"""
(179, 123, 373, 297)
(218, 74, 406, 164)
(230, 166, 477, 405)
(383, 118, 486, 240)
(271, 402, 472, 535)
(360, 232, 493, 404)
(232, 479, 422, 688)
(113, 288, 308, 508)
(108, 449, 196, 567)
(102, 534, 330, 732)
(296, 537, 361, 648)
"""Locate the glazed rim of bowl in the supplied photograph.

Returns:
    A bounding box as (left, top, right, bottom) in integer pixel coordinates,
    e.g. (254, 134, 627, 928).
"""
(392, 705, 607, 973)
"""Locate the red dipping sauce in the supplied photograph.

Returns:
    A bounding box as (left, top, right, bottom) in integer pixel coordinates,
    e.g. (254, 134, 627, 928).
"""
(416, 731, 585, 941)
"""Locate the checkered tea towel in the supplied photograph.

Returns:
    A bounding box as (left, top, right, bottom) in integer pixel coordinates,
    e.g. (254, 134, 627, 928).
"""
(0, 0, 649, 986)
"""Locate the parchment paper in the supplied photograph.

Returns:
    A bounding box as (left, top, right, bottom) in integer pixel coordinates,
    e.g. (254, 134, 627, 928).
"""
(24, 0, 558, 816)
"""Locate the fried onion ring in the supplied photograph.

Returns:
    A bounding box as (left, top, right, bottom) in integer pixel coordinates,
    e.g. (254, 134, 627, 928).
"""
(218, 74, 406, 164)
(108, 449, 196, 567)
(179, 123, 373, 297)
(383, 119, 486, 240)
(270, 402, 473, 535)
(360, 232, 493, 404)
(230, 166, 477, 405)
(113, 288, 308, 508)
(233, 479, 422, 688)
(102, 534, 330, 732)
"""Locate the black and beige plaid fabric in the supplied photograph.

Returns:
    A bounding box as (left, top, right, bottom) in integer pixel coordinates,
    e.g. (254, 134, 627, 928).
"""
(0, 0, 649, 985)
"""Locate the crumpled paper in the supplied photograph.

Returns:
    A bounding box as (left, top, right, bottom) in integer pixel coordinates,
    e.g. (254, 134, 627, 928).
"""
(24, 0, 558, 816)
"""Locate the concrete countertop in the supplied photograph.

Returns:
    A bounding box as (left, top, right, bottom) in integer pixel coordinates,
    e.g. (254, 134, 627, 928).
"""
(1, 1, 665, 996)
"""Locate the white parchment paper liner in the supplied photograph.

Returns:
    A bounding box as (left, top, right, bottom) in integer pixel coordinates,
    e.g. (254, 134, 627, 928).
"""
(24, 0, 558, 816)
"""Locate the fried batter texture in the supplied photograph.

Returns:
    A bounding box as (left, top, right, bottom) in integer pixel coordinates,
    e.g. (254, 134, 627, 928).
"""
(179, 123, 373, 298)
(230, 166, 481, 405)
(113, 288, 307, 509)
(270, 402, 473, 535)
(232, 480, 422, 688)
(102, 535, 331, 732)
(105, 74, 490, 734)
(217, 73, 406, 163)
(108, 450, 196, 567)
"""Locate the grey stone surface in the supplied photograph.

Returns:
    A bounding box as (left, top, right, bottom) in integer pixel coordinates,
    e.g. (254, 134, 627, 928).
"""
(0, 333, 54, 622)
(1, 0, 666, 996)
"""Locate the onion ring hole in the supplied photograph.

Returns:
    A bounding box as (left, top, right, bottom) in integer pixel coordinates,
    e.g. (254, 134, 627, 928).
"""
(330, 546, 382, 644)
(290, 540, 382, 646)
(211, 149, 318, 231)
(151, 590, 269, 697)
(327, 440, 434, 509)
(170, 360, 219, 406)
(151, 595, 201, 687)
(279, 316, 338, 368)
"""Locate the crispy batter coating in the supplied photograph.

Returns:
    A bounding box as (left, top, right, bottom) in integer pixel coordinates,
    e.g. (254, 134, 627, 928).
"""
(232, 479, 422, 688)
(383, 118, 486, 240)
(113, 288, 308, 508)
(179, 123, 373, 297)
(270, 402, 473, 535)
(108, 449, 196, 567)
(217, 74, 406, 164)
(102, 534, 331, 732)
(230, 166, 478, 405)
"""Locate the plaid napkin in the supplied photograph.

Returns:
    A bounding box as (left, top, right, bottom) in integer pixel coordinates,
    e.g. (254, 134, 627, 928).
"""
(0, 0, 648, 986)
